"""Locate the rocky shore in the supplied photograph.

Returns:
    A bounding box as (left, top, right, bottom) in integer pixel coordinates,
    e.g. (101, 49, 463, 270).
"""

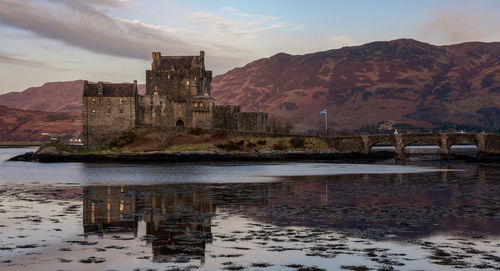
(9, 145, 499, 163)
(9, 145, 395, 163)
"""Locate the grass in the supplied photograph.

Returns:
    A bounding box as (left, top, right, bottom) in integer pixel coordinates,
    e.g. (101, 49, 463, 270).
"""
(165, 143, 216, 152)
(85, 128, 333, 153)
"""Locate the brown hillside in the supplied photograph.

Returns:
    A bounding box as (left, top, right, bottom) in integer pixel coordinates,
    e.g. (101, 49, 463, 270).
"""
(0, 80, 146, 114)
(0, 105, 81, 142)
(212, 39, 500, 132)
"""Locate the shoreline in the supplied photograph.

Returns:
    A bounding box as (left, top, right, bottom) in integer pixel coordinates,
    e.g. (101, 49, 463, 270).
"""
(8, 149, 499, 163)
(9, 150, 395, 163)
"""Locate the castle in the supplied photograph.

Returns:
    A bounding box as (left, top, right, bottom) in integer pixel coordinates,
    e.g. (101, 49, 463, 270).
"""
(83, 51, 267, 150)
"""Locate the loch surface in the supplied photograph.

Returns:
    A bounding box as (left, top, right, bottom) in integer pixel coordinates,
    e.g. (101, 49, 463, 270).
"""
(1, 147, 500, 270)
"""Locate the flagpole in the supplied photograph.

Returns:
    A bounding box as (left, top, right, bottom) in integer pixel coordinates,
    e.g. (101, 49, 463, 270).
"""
(325, 109, 328, 134)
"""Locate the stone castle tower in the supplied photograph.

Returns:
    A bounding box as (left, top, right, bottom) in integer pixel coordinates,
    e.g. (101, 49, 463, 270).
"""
(83, 51, 267, 150)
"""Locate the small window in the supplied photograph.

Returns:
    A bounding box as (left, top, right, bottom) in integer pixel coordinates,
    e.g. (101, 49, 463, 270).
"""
(107, 99, 111, 105)
(193, 102, 198, 108)
(107, 109, 111, 114)
(91, 98, 96, 103)
(119, 98, 124, 104)
(120, 109, 123, 114)
(199, 102, 204, 108)
(186, 80, 190, 85)
(91, 109, 96, 114)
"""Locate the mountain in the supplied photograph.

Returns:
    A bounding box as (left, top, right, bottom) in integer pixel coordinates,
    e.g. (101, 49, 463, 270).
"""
(1, 39, 498, 138)
(0, 105, 81, 142)
(212, 39, 500, 132)
(0, 80, 146, 114)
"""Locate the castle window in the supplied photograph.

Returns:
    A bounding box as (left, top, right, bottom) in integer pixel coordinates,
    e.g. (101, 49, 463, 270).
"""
(167, 74, 171, 79)
(107, 99, 111, 105)
(186, 80, 190, 85)
(91, 109, 96, 114)
(119, 98, 124, 104)
(107, 109, 111, 114)
(199, 102, 204, 108)
(120, 109, 123, 114)
(193, 102, 198, 108)
(91, 98, 96, 103)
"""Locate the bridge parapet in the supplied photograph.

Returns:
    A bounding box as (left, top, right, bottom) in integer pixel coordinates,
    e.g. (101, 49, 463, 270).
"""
(322, 133, 500, 159)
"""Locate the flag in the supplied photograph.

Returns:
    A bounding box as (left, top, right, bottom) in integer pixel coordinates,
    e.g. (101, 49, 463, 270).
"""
(320, 109, 327, 115)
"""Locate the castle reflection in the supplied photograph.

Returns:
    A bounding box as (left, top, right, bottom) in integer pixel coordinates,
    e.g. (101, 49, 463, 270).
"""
(83, 165, 500, 260)
(83, 185, 217, 260)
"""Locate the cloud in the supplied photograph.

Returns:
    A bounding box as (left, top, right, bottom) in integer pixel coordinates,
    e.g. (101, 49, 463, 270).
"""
(191, 9, 295, 38)
(0, 0, 305, 76)
(0, 53, 75, 71)
(325, 35, 355, 48)
(221, 7, 237, 12)
(0, 0, 246, 64)
(417, 5, 500, 44)
(0, 0, 198, 60)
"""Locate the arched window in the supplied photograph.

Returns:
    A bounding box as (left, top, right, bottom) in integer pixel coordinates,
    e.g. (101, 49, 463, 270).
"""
(176, 119, 185, 127)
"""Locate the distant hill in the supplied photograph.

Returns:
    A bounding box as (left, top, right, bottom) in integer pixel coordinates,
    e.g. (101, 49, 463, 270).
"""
(0, 39, 498, 141)
(212, 39, 500, 132)
(0, 80, 146, 114)
(0, 105, 81, 142)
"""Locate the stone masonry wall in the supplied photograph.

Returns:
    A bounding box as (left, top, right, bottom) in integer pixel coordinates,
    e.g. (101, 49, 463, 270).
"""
(237, 112, 267, 133)
(212, 105, 240, 130)
(83, 96, 136, 150)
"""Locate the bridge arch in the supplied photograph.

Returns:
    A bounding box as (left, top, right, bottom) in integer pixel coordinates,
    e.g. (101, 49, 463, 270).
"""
(367, 135, 396, 154)
(444, 134, 480, 157)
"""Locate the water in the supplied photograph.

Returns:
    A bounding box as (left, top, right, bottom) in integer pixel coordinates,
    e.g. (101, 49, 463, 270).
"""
(1, 147, 500, 270)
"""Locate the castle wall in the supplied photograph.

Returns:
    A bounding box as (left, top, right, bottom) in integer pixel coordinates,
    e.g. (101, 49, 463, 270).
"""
(191, 98, 215, 129)
(137, 95, 176, 128)
(83, 96, 136, 150)
(237, 112, 268, 133)
(212, 105, 240, 130)
(146, 70, 192, 99)
(83, 51, 268, 150)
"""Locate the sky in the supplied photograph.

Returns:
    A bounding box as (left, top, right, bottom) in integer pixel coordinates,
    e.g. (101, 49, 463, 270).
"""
(0, 0, 499, 93)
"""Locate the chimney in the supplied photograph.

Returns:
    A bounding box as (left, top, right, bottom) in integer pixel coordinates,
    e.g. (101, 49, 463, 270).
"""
(152, 52, 161, 69)
(97, 81, 103, 97)
(200, 50, 205, 62)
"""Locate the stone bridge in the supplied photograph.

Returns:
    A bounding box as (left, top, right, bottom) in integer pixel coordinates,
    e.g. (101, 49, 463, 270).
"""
(324, 133, 500, 159)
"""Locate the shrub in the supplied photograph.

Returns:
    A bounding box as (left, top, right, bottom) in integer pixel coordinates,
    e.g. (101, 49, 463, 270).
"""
(215, 140, 245, 151)
(257, 140, 267, 145)
(188, 127, 204, 135)
(45, 140, 73, 153)
(272, 139, 287, 150)
(211, 130, 228, 139)
(246, 141, 256, 150)
(289, 137, 306, 148)
(110, 130, 136, 148)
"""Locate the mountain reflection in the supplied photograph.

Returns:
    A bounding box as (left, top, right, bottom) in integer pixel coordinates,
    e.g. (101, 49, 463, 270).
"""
(83, 165, 500, 260)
